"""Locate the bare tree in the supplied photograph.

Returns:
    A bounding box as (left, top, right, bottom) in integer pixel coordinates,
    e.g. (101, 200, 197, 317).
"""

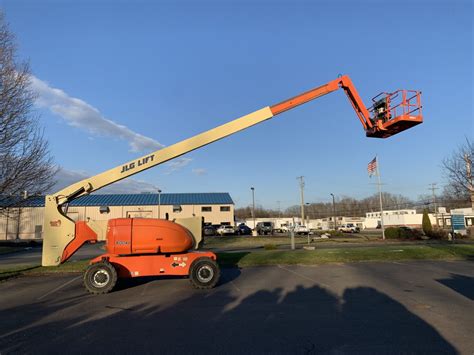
(442, 138, 474, 209)
(0, 13, 56, 211)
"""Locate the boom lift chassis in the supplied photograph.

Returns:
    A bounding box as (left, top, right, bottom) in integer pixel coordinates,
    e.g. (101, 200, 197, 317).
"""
(41, 75, 422, 292)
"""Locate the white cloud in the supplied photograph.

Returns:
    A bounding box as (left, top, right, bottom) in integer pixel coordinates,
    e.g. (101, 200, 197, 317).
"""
(165, 157, 192, 174)
(31, 76, 192, 173)
(53, 168, 159, 194)
(192, 168, 207, 176)
(30, 76, 164, 153)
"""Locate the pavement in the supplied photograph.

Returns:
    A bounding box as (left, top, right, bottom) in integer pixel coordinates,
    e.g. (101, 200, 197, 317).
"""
(1, 260, 473, 354)
(0, 243, 104, 268)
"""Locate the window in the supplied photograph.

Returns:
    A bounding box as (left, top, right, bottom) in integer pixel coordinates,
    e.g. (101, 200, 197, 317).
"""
(173, 205, 182, 213)
(220, 206, 230, 212)
(201, 206, 212, 212)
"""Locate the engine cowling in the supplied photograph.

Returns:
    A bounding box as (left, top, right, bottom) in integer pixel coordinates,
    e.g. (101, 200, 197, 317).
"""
(106, 218, 194, 255)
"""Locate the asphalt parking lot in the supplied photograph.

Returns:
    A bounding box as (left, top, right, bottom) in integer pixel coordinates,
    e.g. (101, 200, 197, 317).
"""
(0, 244, 103, 268)
(1, 260, 473, 354)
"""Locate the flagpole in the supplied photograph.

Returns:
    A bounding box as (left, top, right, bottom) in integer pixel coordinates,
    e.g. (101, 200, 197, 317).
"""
(376, 155, 385, 240)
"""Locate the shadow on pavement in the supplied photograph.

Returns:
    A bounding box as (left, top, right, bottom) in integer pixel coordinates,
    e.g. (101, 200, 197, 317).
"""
(437, 273, 474, 300)
(114, 267, 242, 292)
(0, 276, 456, 353)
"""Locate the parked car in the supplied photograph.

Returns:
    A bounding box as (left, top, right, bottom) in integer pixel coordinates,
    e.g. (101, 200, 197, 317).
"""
(202, 225, 217, 236)
(236, 224, 252, 235)
(338, 223, 360, 233)
(294, 225, 310, 235)
(256, 222, 274, 235)
(217, 225, 236, 236)
(274, 224, 289, 233)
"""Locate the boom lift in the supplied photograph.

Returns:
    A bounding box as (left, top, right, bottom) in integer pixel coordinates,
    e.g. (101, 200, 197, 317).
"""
(41, 75, 422, 293)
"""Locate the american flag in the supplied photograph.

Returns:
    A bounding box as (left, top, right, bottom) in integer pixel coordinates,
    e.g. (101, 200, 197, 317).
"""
(367, 157, 377, 177)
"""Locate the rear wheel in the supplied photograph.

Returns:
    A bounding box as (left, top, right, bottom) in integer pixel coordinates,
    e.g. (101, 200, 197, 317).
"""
(189, 257, 220, 289)
(83, 261, 117, 294)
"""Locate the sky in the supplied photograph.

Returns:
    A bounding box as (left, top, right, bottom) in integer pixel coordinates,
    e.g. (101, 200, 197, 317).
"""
(2, 0, 473, 209)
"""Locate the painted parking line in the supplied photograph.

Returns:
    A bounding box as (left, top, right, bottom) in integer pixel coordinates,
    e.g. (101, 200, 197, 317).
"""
(37, 276, 82, 300)
(277, 265, 330, 288)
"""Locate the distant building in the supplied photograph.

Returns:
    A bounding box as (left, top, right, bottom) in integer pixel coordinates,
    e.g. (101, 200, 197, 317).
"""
(365, 209, 436, 229)
(0, 193, 234, 240)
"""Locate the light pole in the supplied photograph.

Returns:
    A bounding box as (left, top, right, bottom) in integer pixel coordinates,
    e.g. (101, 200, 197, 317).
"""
(157, 189, 162, 219)
(330, 193, 337, 231)
(305, 202, 311, 244)
(251, 187, 255, 231)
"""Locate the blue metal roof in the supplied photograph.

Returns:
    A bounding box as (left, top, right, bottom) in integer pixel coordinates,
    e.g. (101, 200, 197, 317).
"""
(1, 193, 234, 208)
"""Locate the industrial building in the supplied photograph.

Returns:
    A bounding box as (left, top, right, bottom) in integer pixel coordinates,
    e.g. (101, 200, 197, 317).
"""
(0, 193, 234, 240)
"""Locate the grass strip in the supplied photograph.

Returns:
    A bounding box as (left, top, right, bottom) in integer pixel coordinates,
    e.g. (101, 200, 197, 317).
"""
(217, 244, 474, 267)
(0, 246, 22, 255)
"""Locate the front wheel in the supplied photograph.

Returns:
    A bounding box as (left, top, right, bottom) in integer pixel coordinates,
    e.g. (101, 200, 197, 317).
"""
(83, 261, 118, 294)
(189, 257, 220, 289)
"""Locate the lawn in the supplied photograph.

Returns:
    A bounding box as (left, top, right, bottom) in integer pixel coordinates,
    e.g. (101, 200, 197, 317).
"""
(0, 246, 20, 255)
(216, 244, 474, 267)
(203, 234, 377, 249)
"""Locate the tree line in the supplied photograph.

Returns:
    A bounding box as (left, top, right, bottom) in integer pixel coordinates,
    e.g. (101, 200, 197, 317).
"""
(235, 190, 472, 220)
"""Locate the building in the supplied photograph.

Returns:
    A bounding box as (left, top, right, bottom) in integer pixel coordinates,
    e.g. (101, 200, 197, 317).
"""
(364, 209, 437, 229)
(0, 193, 234, 240)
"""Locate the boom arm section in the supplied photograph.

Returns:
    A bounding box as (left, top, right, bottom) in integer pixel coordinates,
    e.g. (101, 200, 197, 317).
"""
(42, 75, 422, 266)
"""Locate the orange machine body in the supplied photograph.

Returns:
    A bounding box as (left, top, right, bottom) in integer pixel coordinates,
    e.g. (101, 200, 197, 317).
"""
(106, 218, 194, 255)
(65, 218, 216, 279)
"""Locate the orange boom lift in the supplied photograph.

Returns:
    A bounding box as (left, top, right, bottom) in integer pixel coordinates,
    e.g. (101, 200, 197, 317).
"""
(41, 75, 422, 294)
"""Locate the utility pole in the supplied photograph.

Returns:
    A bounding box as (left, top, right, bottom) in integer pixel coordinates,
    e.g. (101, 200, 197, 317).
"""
(277, 200, 281, 218)
(375, 157, 385, 240)
(305, 202, 310, 244)
(428, 183, 439, 226)
(297, 176, 305, 225)
(251, 187, 256, 231)
(330, 193, 337, 230)
(157, 189, 162, 219)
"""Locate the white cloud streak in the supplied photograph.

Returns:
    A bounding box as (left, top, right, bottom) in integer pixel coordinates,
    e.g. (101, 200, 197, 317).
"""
(30, 76, 164, 152)
(165, 157, 192, 174)
(31, 76, 192, 174)
(192, 168, 207, 176)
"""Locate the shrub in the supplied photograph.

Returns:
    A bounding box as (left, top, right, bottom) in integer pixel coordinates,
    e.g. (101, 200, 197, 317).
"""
(384, 227, 400, 239)
(327, 230, 344, 237)
(422, 209, 432, 235)
(427, 229, 448, 240)
(263, 243, 277, 250)
(384, 227, 423, 240)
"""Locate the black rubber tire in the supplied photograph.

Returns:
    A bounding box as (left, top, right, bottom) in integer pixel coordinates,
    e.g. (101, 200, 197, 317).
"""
(189, 257, 220, 289)
(83, 261, 118, 294)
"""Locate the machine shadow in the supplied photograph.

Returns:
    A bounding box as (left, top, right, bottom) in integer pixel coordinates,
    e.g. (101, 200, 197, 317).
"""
(113, 264, 243, 292)
(437, 273, 474, 300)
(1, 282, 456, 353)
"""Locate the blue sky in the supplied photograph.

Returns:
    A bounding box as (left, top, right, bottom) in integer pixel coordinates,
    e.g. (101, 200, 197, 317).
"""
(2, 0, 473, 209)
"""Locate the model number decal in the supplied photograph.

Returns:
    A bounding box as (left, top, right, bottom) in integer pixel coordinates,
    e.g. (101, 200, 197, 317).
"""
(116, 240, 129, 245)
(120, 154, 155, 173)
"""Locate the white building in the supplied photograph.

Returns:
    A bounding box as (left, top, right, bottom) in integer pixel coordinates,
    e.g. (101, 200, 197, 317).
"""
(365, 209, 436, 229)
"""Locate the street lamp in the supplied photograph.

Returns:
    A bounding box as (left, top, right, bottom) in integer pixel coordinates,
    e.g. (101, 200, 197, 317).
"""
(251, 187, 255, 231)
(158, 189, 162, 219)
(330, 193, 337, 230)
(305, 202, 311, 244)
